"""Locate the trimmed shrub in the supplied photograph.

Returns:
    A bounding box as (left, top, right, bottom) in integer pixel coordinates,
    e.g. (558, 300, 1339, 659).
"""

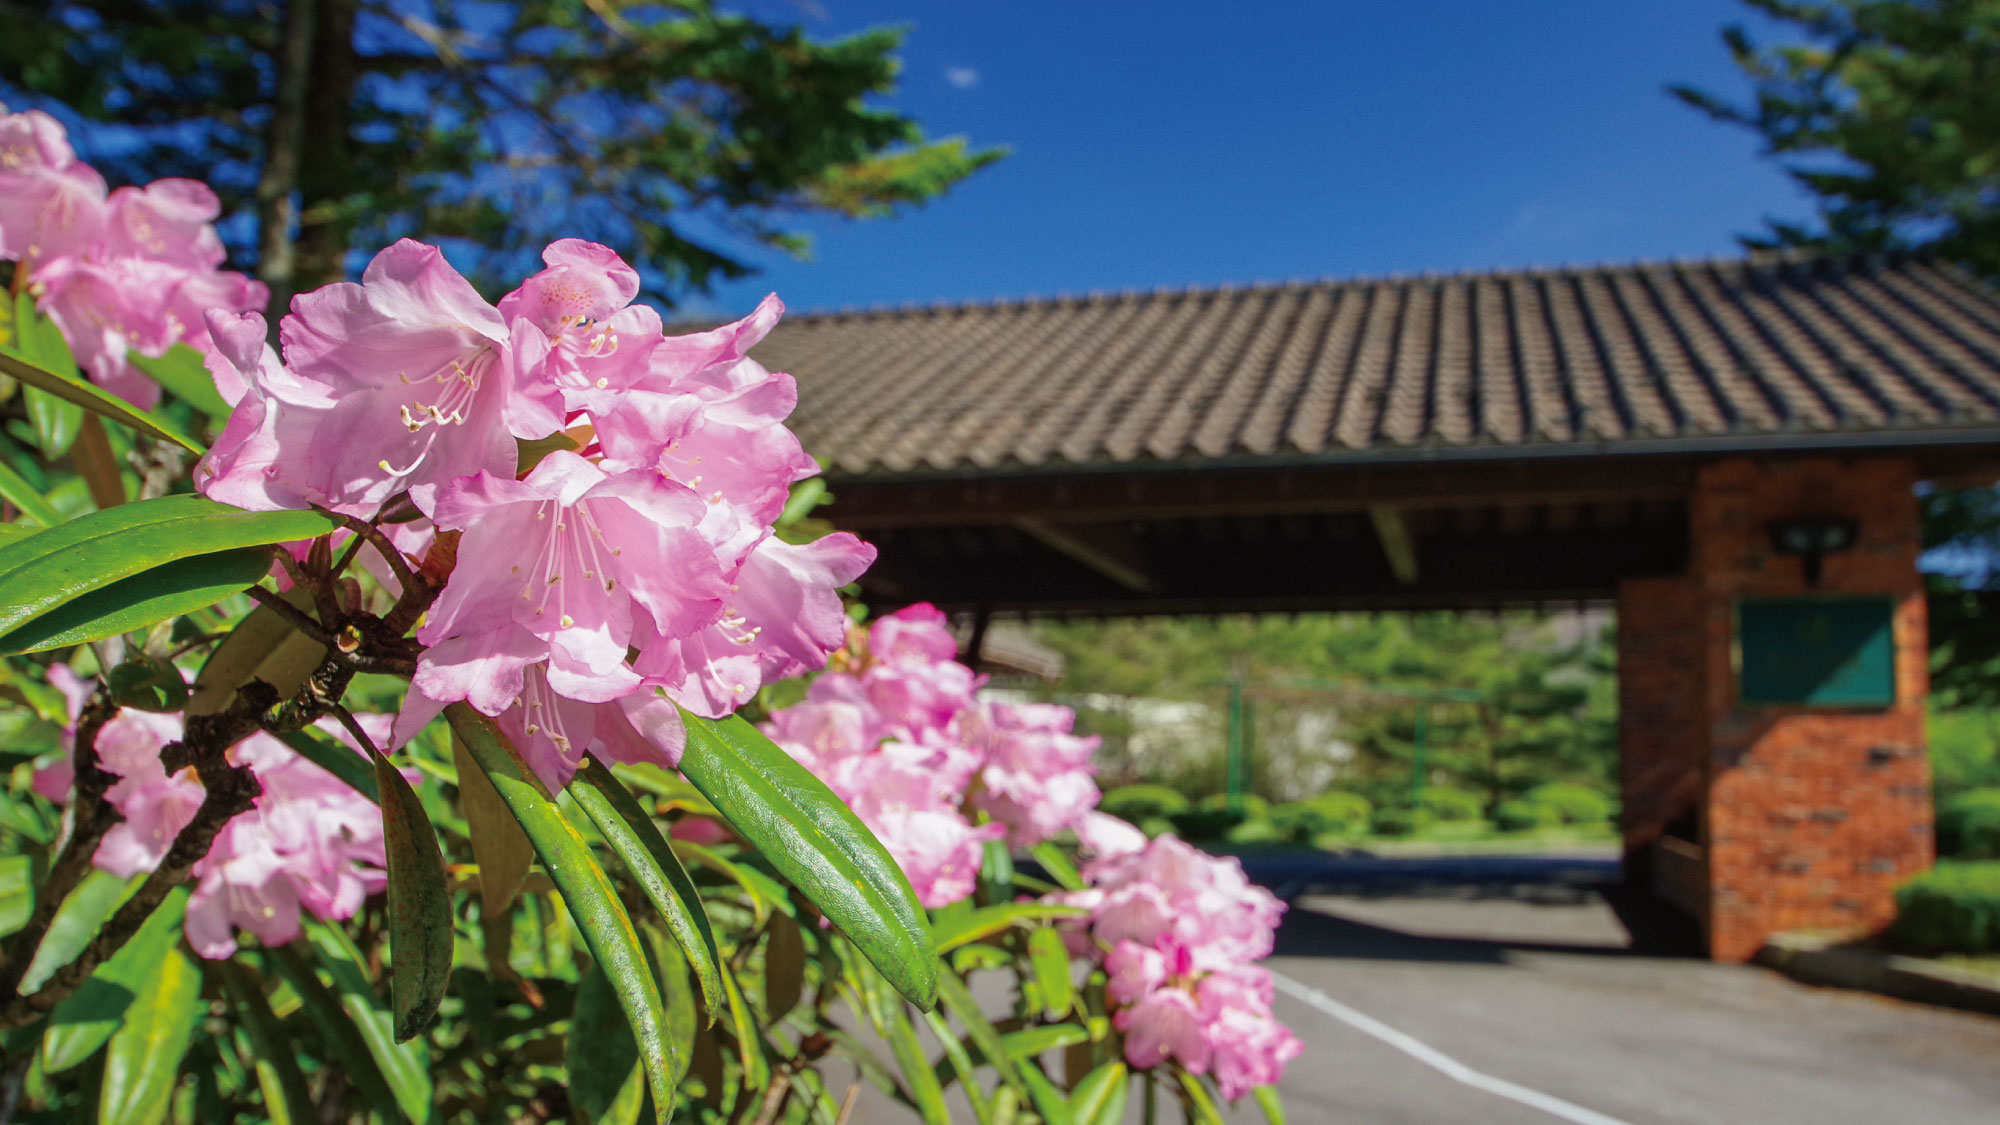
(1139, 816, 1177, 839)
(1496, 799, 1562, 833)
(1195, 792, 1270, 819)
(1170, 805, 1246, 842)
(1271, 792, 1373, 841)
(1416, 785, 1483, 822)
(1937, 788, 2000, 859)
(1100, 784, 1191, 824)
(1890, 861, 2000, 954)
(1225, 817, 1287, 846)
(1370, 807, 1426, 837)
(1523, 782, 1614, 825)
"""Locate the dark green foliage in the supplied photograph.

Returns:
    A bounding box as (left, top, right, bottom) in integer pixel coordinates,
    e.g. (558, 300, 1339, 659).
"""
(1369, 807, 1425, 838)
(1417, 786, 1484, 823)
(1168, 805, 1247, 843)
(1523, 782, 1615, 825)
(0, 1, 1001, 304)
(1891, 861, 2000, 953)
(1097, 784, 1191, 824)
(1269, 793, 1373, 841)
(1496, 799, 1562, 834)
(1672, 0, 2000, 275)
(1938, 789, 2000, 859)
(1223, 817, 1285, 846)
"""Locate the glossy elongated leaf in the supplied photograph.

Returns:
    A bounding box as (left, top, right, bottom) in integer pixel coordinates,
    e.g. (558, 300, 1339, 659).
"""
(1254, 1085, 1287, 1125)
(217, 961, 314, 1125)
(761, 911, 805, 1022)
(99, 944, 202, 1125)
(186, 586, 326, 717)
(0, 346, 202, 455)
(9, 292, 84, 459)
(0, 493, 335, 640)
(0, 458, 59, 527)
(1030, 843, 1085, 893)
(677, 711, 936, 1010)
(715, 958, 768, 1091)
(1026, 927, 1075, 1020)
(934, 970, 1029, 1099)
(1067, 1062, 1128, 1125)
(23, 386, 82, 461)
(932, 902, 1089, 955)
(924, 1009, 993, 1122)
(0, 547, 272, 654)
(308, 923, 435, 1114)
(0, 523, 36, 548)
(453, 731, 533, 912)
(447, 704, 682, 1119)
(268, 936, 428, 1124)
(1018, 1059, 1074, 1125)
(669, 839, 772, 924)
(0, 855, 30, 936)
(572, 759, 723, 1015)
(19, 870, 131, 993)
(1000, 1024, 1090, 1059)
(568, 962, 646, 1125)
(1177, 1072, 1225, 1125)
(885, 1005, 951, 1125)
(374, 747, 453, 1041)
(128, 344, 231, 419)
(42, 887, 188, 1074)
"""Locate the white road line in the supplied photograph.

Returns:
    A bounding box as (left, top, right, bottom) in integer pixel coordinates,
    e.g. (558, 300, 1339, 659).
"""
(1270, 970, 1638, 1125)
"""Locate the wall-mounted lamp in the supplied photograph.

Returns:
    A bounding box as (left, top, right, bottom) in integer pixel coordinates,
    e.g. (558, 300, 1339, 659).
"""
(1768, 517, 1858, 587)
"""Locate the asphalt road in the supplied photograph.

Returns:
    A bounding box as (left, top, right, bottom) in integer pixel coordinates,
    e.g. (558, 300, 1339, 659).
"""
(853, 854, 2000, 1124)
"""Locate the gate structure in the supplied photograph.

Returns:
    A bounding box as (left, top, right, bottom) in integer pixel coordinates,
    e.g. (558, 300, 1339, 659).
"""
(756, 253, 2000, 960)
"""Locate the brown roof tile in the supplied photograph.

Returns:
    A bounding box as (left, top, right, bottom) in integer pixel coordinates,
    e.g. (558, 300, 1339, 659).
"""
(750, 255, 2000, 478)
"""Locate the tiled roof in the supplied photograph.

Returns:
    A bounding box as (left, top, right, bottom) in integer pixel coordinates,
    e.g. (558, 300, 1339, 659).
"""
(751, 255, 2000, 479)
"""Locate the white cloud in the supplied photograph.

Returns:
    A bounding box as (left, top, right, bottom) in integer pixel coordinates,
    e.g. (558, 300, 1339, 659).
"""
(945, 66, 980, 89)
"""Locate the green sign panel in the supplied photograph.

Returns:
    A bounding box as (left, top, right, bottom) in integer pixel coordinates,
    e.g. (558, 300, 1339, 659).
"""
(1736, 597, 1895, 708)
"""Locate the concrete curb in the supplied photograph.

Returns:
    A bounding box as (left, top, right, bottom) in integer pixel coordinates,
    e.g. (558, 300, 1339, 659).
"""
(1758, 933, 2000, 1019)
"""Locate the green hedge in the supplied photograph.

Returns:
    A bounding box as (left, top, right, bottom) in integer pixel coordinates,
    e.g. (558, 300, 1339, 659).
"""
(1270, 792, 1373, 840)
(1417, 785, 1484, 822)
(1523, 782, 1614, 825)
(1100, 784, 1190, 824)
(1496, 798, 1562, 833)
(1938, 789, 2000, 859)
(1890, 861, 2000, 954)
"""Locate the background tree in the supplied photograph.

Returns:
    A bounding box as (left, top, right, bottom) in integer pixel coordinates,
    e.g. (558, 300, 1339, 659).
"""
(1670, 0, 2000, 274)
(0, 0, 1001, 312)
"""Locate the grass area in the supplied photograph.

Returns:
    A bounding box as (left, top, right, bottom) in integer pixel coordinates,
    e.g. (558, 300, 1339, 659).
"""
(1937, 953, 2000, 980)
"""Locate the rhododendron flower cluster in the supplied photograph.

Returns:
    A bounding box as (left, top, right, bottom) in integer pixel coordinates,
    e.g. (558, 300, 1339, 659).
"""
(37, 677, 393, 960)
(761, 604, 1103, 907)
(0, 104, 266, 406)
(191, 236, 872, 791)
(1058, 828, 1302, 1098)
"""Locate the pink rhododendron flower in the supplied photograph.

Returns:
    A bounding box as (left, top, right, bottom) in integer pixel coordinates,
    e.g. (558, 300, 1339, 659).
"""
(37, 695, 393, 959)
(0, 105, 266, 407)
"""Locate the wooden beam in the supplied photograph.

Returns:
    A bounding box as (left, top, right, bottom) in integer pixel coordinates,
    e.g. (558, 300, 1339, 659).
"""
(1368, 503, 1419, 585)
(1011, 518, 1157, 593)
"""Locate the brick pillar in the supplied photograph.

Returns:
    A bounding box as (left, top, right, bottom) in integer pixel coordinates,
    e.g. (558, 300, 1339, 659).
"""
(1687, 457, 1933, 962)
(1616, 576, 1709, 925)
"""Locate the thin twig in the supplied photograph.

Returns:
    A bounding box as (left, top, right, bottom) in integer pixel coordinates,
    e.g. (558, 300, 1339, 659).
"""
(833, 1080, 860, 1125)
(328, 512, 421, 600)
(245, 585, 339, 649)
(168, 631, 230, 659)
(326, 703, 383, 759)
(750, 1071, 793, 1125)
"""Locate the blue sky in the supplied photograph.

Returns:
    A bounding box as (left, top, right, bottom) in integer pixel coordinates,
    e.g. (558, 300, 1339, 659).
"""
(702, 1, 1812, 318)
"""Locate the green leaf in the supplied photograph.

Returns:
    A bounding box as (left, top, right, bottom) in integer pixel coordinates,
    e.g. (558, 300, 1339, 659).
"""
(0, 547, 273, 654)
(42, 886, 188, 1073)
(268, 933, 431, 1125)
(0, 523, 37, 548)
(23, 386, 82, 461)
(672, 839, 770, 923)
(452, 730, 533, 912)
(1253, 1085, 1287, 1125)
(715, 957, 769, 1091)
(0, 457, 60, 527)
(999, 1024, 1090, 1060)
(568, 961, 647, 1125)
(1026, 927, 1075, 1020)
(885, 1004, 951, 1125)
(0, 855, 31, 936)
(1030, 843, 1085, 893)
(934, 971, 1030, 1102)
(932, 902, 1088, 955)
(1066, 1062, 1128, 1125)
(373, 745, 454, 1041)
(1017, 1058, 1074, 1125)
(1177, 1071, 1225, 1125)
(677, 711, 936, 1010)
(0, 343, 203, 455)
(98, 944, 202, 1125)
(0, 493, 337, 642)
(216, 961, 315, 1125)
(186, 585, 327, 717)
(0, 793, 52, 844)
(571, 759, 724, 1017)
(18, 870, 132, 993)
(761, 911, 805, 1023)
(10, 292, 84, 460)
(129, 344, 231, 419)
(448, 704, 683, 1120)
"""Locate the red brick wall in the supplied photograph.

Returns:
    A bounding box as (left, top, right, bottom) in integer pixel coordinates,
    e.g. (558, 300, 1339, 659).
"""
(1690, 457, 1932, 961)
(1618, 457, 1934, 960)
